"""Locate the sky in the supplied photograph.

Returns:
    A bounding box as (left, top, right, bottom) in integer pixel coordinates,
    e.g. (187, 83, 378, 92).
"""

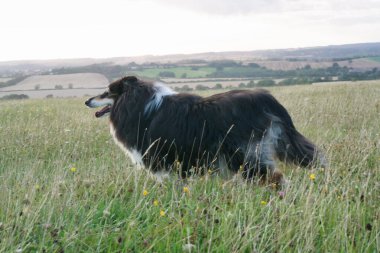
(0, 0, 380, 62)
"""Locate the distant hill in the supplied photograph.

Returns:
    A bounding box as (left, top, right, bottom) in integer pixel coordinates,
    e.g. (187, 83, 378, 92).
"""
(1, 42, 380, 75)
(249, 42, 380, 60)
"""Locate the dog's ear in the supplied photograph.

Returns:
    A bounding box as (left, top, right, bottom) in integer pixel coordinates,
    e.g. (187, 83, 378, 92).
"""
(110, 76, 139, 94)
(122, 76, 138, 85)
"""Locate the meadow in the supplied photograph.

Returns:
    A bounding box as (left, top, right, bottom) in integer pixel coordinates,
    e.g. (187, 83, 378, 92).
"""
(130, 67, 216, 79)
(0, 82, 379, 252)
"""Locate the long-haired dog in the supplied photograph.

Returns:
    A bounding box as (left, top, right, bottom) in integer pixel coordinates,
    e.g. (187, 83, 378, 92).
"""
(85, 76, 326, 186)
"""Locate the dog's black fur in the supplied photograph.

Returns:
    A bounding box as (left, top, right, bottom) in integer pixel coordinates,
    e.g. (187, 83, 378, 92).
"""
(86, 76, 324, 183)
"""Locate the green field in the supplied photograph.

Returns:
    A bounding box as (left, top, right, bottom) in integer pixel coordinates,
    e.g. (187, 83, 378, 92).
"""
(0, 82, 379, 252)
(368, 56, 380, 63)
(127, 67, 216, 79)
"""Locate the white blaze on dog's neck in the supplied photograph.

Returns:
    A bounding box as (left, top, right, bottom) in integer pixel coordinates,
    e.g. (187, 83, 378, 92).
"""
(110, 124, 143, 168)
(110, 123, 170, 182)
(144, 82, 177, 116)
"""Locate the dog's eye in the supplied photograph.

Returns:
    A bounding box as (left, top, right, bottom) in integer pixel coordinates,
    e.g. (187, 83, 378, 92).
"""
(108, 91, 118, 96)
(109, 87, 118, 94)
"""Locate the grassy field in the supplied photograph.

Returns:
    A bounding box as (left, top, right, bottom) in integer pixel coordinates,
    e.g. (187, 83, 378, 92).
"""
(0, 82, 379, 252)
(368, 56, 380, 63)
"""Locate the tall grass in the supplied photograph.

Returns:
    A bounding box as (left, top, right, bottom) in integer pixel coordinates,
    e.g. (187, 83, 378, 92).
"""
(0, 82, 379, 252)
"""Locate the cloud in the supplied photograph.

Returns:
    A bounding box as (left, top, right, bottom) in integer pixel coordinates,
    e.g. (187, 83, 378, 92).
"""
(151, 0, 380, 29)
(153, 0, 282, 15)
(153, 0, 380, 15)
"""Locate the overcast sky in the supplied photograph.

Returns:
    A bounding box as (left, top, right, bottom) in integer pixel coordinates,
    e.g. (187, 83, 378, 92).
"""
(1, 0, 379, 62)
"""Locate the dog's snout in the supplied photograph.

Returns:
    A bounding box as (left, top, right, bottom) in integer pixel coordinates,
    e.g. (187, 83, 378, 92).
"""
(85, 98, 92, 106)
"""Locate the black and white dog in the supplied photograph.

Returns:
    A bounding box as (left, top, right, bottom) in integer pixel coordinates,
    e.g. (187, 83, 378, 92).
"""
(85, 76, 325, 186)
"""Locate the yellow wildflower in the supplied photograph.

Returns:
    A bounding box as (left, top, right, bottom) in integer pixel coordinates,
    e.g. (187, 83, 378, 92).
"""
(143, 189, 149, 196)
(183, 186, 190, 194)
(35, 184, 40, 190)
(160, 210, 166, 217)
(70, 167, 76, 173)
(153, 200, 159, 206)
(309, 173, 316, 181)
(260, 200, 267, 206)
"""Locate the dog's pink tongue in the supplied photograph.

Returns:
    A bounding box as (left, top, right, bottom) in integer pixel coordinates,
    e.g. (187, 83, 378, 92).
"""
(95, 106, 111, 118)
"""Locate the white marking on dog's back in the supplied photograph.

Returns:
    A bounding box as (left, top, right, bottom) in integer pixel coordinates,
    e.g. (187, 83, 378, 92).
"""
(259, 121, 282, 168)
(110, 124, 143, 168)
(243, 121, 282, 170)
(144, 82, 177, 116)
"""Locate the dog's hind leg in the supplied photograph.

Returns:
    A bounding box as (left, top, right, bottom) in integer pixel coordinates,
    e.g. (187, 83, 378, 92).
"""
(242, 127, 286, 188)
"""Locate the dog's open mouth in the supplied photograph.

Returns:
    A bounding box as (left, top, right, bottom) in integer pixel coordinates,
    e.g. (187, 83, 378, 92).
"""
(95, 105, 111, 118)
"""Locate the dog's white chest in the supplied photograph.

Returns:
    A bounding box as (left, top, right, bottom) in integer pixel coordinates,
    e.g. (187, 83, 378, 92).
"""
(109, 124, 143, 167)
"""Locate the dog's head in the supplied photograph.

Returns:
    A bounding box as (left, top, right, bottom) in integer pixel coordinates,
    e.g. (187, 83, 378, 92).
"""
(85, 76, 140, 118)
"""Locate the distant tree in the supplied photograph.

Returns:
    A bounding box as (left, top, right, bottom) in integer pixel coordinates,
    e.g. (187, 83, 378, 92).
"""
(248, 63, 261, 68)
(127, 62, 140, 69)
(257, 79, 275, 87)
(68, 83, 73, 89)
(181, 73, 187, 78)
(238, 82, 246, 88)
(34, 84, 40, 90)
(0, 75, 28, 89)
(1, 94, 29, 100)
(213, 83, 223, 89)
(158, 71, 176, 78)
(175, 85, 193, 92)
(54, 85, 63, 90)
(279, 78, 295, 86)
(209, 60, 240, 68)
(46, 94, 54, 99)
(246, 80, 256, 88)
(216, 66, 224, 71)
(195, 84, 209, 90)
(191, 66, 199, 71)
(332, 62, 340, 69)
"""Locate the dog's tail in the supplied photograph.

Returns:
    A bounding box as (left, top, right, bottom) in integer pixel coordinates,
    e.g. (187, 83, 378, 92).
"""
(280, 127, 323, 167)
(265, 100, 327, 168)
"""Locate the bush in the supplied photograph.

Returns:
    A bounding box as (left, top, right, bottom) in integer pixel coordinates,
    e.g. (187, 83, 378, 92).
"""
(174, 85, 193, 92)
(248, 63, 261, 68)
(279, 78, 313, 86)
(1, 94, 29, 100)
(0, 75, 28, 89)
(246, 80, 256, 88)
(55, 85, 63, 90)
(158, 71, 176, 78)
(213, 83, 223, 89)
(208, 60, 240, 68)
(257, 79, 275, 87)
(195, 84, 209, 90)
